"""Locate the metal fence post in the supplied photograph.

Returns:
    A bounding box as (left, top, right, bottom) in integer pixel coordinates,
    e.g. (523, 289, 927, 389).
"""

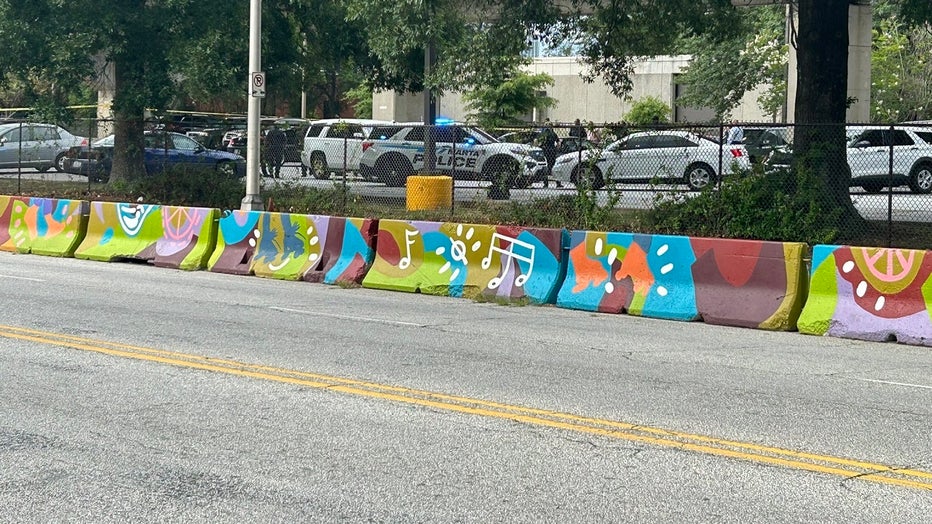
(342, 135, 348, 212)
(451, 134, 456, 217)
(16, 121, 23, 194)
(887, 124, 894, 247)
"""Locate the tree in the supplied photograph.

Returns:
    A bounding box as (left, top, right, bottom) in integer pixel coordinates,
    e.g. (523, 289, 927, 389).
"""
(870, 16, 932, 122)
(463, 71, 556, 129)
(675, 5, 787, 121)
(0, 0, 248, 181)
(344, 0, 562, 96)
(624, 96, 672, 125)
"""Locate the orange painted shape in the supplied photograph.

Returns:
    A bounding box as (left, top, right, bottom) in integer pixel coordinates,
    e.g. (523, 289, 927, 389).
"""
(615, 241, 654, 296)
(570, 241, 609, 293)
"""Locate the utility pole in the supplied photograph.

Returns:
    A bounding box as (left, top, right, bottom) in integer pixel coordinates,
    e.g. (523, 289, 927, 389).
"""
(241, 0, 264, 211)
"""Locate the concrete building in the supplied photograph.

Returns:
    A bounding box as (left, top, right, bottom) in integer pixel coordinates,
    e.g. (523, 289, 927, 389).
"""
(373, 55, 775, 126)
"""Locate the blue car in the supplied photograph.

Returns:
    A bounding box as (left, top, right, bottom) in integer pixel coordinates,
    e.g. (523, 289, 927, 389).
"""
(63, 131, 246, 182)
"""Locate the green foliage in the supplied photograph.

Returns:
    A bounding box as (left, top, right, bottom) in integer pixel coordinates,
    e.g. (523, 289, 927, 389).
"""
(127, 166, 245, 209)
(344, 83, 374, 118)
(262, 182, 356, 215)
(676, 5, 787, 121)
(344, 0, 560, 94)
(870, 17, 932, 122)
(463, 71, 556, 129)
(558, 0, 743, 97)
(646, 168, 840, 245)
(624, 97, 672, 125)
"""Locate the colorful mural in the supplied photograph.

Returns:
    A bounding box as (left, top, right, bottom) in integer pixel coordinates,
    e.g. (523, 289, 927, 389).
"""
(248, 212, 376, 284)
(557, 231, 806, 329)
(301, 217, 377, 285)
(154, 206, 217, 270)
(362, 220, 565, 303)
(74, 201, 216, 270)
(208, 210, 263, 275)
(0, 197, 87, 256)
(798, 245, 932, 346)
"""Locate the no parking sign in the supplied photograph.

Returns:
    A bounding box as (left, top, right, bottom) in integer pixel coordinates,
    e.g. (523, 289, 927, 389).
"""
(250, 72, 265, 98)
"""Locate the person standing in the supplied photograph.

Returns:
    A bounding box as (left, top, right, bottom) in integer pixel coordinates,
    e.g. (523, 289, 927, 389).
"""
(726, 121, 744, 144)
(537, 118, 559, 174)
(263, 126, 287, 178)
(585, 121, 602, 145)
(569, 118, 585, 139)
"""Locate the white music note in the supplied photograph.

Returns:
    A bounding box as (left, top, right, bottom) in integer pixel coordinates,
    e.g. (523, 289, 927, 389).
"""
(481, 232, 536, 289)
(398, 229, 418, 269)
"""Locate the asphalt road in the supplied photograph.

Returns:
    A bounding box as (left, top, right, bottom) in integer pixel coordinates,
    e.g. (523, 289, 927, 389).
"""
(1, 252, 930, 522)
(2, 164, 930, 223)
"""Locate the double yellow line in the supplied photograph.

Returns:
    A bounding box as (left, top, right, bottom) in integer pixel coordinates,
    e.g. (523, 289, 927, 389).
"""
(2, 323, 930, 491)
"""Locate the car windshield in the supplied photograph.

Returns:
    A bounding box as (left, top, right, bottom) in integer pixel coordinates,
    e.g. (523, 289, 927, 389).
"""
(94, 135, 115, 147)
(846, 128, 866, 145)
(465, 127, 498, 145)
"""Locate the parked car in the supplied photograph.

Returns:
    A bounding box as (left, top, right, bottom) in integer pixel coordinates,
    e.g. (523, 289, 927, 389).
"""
(550, 130, 751, 190)
(846, 126, 932, 193)
(765, 126, 932, 194)
(62, 131, 246, 182)
(358, 123, 550, 188)
(301, 118, 392, 179)
(742, 126, 790, 164)
(0, 122, 87, 172)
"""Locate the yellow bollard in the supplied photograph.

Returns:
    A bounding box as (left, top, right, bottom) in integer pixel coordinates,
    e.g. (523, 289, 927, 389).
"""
(406, 175, 453, 211)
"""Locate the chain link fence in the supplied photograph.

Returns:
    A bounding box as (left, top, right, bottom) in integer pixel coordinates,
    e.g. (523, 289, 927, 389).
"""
(2, 116, 931, 248)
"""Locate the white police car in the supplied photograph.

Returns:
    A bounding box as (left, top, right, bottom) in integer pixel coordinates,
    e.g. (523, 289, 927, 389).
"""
(358, 123, 549, 188)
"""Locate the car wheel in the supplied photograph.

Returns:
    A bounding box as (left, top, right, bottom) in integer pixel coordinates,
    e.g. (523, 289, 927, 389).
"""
(216, 161, 235, 177)
(908, 162, 932, 194)
(861, 182, 884, 194)
(54, 152, 67, 172)
(310, 152, 330, 180)
(376, 155, 413, 187)
(571, 164, 604, 190)
(685, 162, 715, 191)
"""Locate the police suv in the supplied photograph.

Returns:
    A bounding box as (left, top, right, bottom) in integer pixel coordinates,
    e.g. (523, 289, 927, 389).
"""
(358, 123, 550, 187)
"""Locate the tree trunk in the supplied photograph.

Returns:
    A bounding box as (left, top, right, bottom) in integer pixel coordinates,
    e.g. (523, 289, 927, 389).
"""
(793, 0, 863, 230)
(108, 56, 147, 183)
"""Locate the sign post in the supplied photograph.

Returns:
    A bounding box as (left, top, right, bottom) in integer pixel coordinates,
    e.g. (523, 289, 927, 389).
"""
(241, 0, 264, 211)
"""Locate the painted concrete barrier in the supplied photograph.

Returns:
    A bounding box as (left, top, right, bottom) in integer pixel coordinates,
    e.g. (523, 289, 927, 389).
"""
(0, 196, 88, 257)
(301, 216, 378, 285)
(207, 210, 263, 275)
(363, 219, 566, 303)
(798, 244, 932, 346)
(245, 212, 377, 284)
(557, 231, 807, 330)
(75, 201, 218, 270)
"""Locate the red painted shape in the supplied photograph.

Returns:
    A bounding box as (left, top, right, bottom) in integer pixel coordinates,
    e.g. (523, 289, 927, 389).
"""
(378, 229, 402, 265)
(690, 238, 764, 288)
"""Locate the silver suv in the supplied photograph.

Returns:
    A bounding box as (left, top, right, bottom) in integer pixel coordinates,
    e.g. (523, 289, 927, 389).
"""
(0, 122, 87, 172)
(846, 126, 932, 193)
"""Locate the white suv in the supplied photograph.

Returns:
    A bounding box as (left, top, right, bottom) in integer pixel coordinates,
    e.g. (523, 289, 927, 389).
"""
(301, 118, 391, 179)
(358, 123, 549, 187)
(846, 126, 932, 193)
